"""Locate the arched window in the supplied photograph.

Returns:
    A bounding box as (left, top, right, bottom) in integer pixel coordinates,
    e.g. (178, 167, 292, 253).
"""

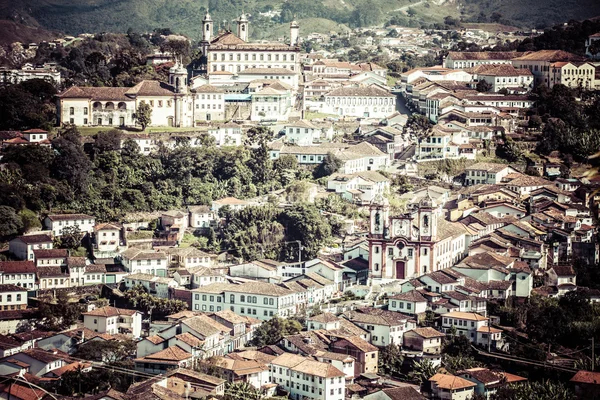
(93, 102, 102, 111)
(105, 102, 115, 110)
(118, 102, 127, 110)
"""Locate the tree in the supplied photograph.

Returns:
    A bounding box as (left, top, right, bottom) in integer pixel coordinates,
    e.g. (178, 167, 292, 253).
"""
(224, 382, 266, 400)
(279, 204, 332, 260)
(135, 101, 152, 130)
(55, 225, 83, 250)
(19, 208, 41, 232)
(476, 80, 492, 92)
(378, 344, 404, 376)
(408, 359, 438, 384)
(74, 339, 136, 362)
(37, 292, 82, 330)
(403, 114, 433, 140)
(314, 152, 343, 178)
(250, 317, 302, 347)
(444, 334, 473, 357)
(52, 127, 93, 194)
(491, 380, 572, 400)
(0, 206, 23, 239)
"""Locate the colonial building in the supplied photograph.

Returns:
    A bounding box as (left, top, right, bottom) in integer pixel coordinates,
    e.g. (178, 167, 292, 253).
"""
(368, 193, 468, 281)
(201, 11, 301, 75)
(58, 64, 224, 128)
(323, 86, 396, 119)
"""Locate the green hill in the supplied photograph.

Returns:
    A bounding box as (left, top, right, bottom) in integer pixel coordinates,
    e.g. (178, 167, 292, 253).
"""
(0, 0, 598, 40)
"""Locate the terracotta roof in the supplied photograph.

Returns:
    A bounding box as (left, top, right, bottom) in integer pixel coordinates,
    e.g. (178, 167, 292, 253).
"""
(83, 306, 139, 317)
(37, 266, 67, 278)
(240, 67, 296, 75)
(136, 345, 192, 363)
(33, 249, 68, 259)
(442, 312, 487, 321)
(13, 234, 52, 244)
(430, 373, 477, 390)
(271, 353, 345, 378)
(194, 84, 225, 93)
(59, 86, 130, 101)
(213, 197, 248, 205)
(309, 312, 340, 324)
(144, 335, 167, 345)
(0, 261, 36, 274)
(407, 327, 445, 339)
(175, 332, 204, 347)
(378, 387, 426, 400)
(551, 265, 575, 276)
(512, 50, 584, 62)
(46, 214, 94, 222)
(332, 336, 378, 353)
(326, 86, 393, 98)
(448, 51, 528, 61)
(458, 368, 502, 384)
(571, 370, 600, 385)
(0, 284, 26, 293)
(95, 223, 121, 231)
(390, 290, 427, 302)
(125, 80, 175, 96)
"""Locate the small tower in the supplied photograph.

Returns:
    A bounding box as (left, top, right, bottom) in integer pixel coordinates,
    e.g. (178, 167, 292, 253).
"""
(417, 191, 437, 240)
(202, 10, 213, 43)
(169, 60, 188, 94)
(237, 13, 249, 42)
(369, 194, 390, 237)
(290, 19, 300, 46)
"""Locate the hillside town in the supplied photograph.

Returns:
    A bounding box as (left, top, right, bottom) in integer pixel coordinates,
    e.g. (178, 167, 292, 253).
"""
(1, 8, 600, 400)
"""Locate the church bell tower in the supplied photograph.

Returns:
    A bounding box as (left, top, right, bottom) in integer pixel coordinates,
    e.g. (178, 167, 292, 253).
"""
(236, 13, 249, 42)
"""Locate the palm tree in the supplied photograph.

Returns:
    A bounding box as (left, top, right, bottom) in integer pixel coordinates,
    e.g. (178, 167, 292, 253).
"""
(408, 359, 438, 385)
(224, 382, 264, 400)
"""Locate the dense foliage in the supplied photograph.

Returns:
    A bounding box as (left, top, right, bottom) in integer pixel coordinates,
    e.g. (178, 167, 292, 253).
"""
(249, 317, 302, 347)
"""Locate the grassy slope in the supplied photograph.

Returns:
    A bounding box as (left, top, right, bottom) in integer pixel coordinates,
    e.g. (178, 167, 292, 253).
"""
(0, 20, 59, 45)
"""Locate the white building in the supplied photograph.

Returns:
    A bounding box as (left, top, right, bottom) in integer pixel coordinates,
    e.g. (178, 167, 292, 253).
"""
(202, 13, 301, 75)
(251, 86, 292, 122)
(0, 284, 28, 311)
(389, 290, 428, 315)
(283, 120, 321, 146)
(43, 214, 95, 237)
(429, 373, 476, 400)
(464, 163, 519, 186)
(120, 248, 168, 277)
(212, 197, 249, 213)
(94, 223, 122, 254)
(124, 273, 179, 298)
(189, 205, 217, 229)
(269, 353, 346, 400)
(9, 234, 53, 261)
(82, 306, 142, 337)
(327, 171, 390, 205)
(342, 308, 416, 347)
(323, 86, 396, 119)
(191, 281, 300, 320)
(0, 261, 37, 290)
(207, 123, 242, 146)
(0, 63, 61, 85)
(238, 68, 299, 90)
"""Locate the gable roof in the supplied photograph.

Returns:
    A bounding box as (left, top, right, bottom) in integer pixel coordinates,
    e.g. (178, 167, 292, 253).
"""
(125, 80, 175, 96)
(430, 373, 476, 390)
(83, 306, 139, 317)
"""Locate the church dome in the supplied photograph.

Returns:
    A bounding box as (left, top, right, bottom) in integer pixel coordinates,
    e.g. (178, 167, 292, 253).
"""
(203, 10, 212, 22)
(238, 13, 248, 22)
(418, 190, 436, 208)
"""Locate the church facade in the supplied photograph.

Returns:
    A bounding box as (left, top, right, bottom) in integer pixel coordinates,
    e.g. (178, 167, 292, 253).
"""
(368, 194, 468, 282)
(200, 11, 301, 75)
(58, 64, 225, 128)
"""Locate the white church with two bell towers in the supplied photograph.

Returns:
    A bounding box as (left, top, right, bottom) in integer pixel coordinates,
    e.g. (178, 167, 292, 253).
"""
(199, 10, 301, 75)
(367, 192, 469, 282)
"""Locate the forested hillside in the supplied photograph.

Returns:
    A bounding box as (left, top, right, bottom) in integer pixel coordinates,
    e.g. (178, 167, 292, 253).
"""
(0, 0, 598, 40)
